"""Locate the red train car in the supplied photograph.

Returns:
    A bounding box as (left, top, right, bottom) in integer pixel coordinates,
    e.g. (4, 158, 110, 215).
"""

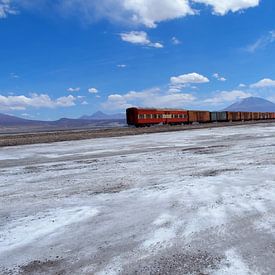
(126, 108, 188, 127)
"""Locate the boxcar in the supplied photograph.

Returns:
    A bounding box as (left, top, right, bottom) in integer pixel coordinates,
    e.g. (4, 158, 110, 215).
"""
(240, 112, 252, 121)
(252, 112, 260, 120)
(126, 107, 188, 127)
(188, 111, 210, 123)
(211, 112, 227, 122)
(227, 112, 241, 121)
(259, 113, 265, 120)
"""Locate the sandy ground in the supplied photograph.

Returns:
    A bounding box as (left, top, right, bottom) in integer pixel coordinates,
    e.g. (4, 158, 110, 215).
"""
(1, 123, 275, 274)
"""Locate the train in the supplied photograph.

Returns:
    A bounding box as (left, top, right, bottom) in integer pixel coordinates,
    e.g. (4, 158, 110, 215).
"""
(126, 107, 275, 127)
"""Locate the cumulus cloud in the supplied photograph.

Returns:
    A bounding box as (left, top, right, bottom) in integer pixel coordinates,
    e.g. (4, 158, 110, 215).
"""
(88, 87, 98, 94)
(102, 88, 196, 111)
(67, 87, 80, 92)
(250, 78, 275, 88)
(0, 93, 76, 111)
(122, 0, 194, 28)
(120, 31, 163, 48)
(193, 0, 260, 15)
(8, 0, 260, 25)
(170, 72, 209, 86)
(0, 0, 17, 18)
(204, 90, 252, 104)
(213, 73, 226, 81)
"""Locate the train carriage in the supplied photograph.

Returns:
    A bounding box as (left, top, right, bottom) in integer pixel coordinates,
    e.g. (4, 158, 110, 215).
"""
(188, 111, 210, 123)
(240, 112, 252, 121)
(210, 112, 227, 122)
(227, 112, 241, 121)
(126, 108, 188, 127)
(252, 112, 260, 120)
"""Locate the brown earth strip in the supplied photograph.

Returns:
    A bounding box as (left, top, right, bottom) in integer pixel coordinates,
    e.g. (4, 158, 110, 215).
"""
(1, 120, 275, 147)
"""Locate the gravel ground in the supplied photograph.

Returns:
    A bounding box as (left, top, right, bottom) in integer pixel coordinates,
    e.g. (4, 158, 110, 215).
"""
(1, 123, 275, 274)
(1, 120, 275, 147)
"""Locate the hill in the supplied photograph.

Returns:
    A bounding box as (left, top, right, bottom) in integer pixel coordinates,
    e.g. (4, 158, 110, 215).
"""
(0, 113, 46, 126)
(223, 97, 275, 112)
(80, 111, 125, 120)
(0, 113, 126, 133)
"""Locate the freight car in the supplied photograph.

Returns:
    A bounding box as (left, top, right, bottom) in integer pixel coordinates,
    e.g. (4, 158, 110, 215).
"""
(188, 111, 210, 123)
(211, 112, 227, 122)
(126, 108, 275, 127)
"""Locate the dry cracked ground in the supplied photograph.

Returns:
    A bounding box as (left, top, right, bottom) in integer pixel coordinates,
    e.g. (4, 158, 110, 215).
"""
(1, 123, 275, 274)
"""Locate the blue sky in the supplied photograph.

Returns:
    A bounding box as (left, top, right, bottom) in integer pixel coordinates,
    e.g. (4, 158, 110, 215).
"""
(0, 0, 275, 120)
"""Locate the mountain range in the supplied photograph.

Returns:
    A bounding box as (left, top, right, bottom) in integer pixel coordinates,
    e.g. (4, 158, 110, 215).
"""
(0, 111, 126, 133)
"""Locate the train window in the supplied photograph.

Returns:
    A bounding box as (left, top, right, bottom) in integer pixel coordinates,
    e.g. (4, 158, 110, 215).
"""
(146, 114, 151, 119)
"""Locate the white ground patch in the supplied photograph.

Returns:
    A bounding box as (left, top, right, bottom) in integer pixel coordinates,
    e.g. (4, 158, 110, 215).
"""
(0, 206, 99, 254)
(214, 249, 256, 275)
(1, 123, 275, 274)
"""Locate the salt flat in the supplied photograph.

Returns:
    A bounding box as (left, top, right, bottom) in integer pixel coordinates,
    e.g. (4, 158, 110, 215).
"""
(1, 123, 275, 274)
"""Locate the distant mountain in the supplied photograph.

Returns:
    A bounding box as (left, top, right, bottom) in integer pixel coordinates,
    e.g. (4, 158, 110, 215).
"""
(223, 97, 275, 112)
(0, 113, 46, 126)
(0, 112, 126, 133)
(80, 111, 125, 120)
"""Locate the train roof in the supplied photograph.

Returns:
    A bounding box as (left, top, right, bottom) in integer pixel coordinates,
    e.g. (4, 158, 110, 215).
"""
(126, 107, 188, 112)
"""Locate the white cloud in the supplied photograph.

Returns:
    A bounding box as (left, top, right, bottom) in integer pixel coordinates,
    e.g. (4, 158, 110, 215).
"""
(0, 93, 76, 111)
(122, 0, 194, 28)
(67, 87, 80, 92)
(239, 83, 246, 88)
(204, 90, 252, 104)
(0, 0, 17, 18)
(250, 78, 275, 88)
(193, 0, 260, 15)
(213, 73, 226, 81)
(246, 30, 275, 53)
(88, 87, 98, 94)
(6, 0, 261, 26)
(117, 64, 127, 68)
(170, 72, 209, 85)
(120, 31, 163, 48)
(171, 36, 181, 45)
(151, 42, 163, 48)
(102, 87, 196, 111)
